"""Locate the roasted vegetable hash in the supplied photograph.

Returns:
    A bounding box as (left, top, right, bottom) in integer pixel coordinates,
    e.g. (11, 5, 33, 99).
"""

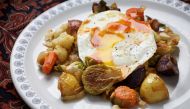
(37, 0, 180, 108)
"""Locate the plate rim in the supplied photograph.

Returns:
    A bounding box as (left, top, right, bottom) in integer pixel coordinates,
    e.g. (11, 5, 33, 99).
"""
(10, 0, 190, 109)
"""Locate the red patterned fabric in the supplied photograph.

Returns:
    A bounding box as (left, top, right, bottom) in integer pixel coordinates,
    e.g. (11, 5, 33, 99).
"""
(0, 0, 66, 108)
(182, 0, 190, 3)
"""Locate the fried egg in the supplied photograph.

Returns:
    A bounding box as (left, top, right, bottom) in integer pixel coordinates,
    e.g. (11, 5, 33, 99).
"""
(77, 10, 157, 79)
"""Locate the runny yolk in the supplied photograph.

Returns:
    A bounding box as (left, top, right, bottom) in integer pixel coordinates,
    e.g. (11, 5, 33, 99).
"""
(91, 35, 123, 66)
(89, 17, 151, 66)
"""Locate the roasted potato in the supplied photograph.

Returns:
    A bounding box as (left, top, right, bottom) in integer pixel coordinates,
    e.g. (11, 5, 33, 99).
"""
(82, 64, 122, 95)
(53, 23, 68, 38)
(112, 105, 120, 109)
(52, 32, 74, 50)
(58, 72, 84, 100)
(54, 46, 68, 64)
(45, 29, 54, 41)
(140, 73, 169, 103)
(37, 51, 49, 65)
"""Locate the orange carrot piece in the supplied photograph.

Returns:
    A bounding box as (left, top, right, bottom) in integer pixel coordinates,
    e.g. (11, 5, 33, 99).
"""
(42, 51, 57, 74)
(126, 7, 144, 20)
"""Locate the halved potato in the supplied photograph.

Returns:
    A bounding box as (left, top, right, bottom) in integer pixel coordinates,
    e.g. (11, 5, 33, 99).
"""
(140, 73, 169, 103)
(58, 72, 84, 100)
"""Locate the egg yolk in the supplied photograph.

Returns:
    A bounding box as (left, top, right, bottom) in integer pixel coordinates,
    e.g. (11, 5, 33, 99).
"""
(89, 17, 151, 66)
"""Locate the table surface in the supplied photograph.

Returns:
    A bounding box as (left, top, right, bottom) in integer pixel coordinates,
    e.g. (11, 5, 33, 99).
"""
(0, 0, 189, 109)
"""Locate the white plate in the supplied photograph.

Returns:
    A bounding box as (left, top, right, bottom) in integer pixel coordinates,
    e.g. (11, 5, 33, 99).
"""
(10, 0, 190, 109)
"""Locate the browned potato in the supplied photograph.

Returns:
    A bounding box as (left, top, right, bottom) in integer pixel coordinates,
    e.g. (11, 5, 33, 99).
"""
(53, 23, 68, 38)
(140, 73, 169, 103)
(45, 29, 54, 41)
(54, 46, 68, 64)
(58, 72, 84, 100)
(52, 32, 74, 50)
(37, 51, 49, 65)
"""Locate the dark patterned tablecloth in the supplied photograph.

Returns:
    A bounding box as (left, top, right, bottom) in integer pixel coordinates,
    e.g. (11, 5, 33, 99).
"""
(0, 0, 189, 109)
(0, 0, 66, 109)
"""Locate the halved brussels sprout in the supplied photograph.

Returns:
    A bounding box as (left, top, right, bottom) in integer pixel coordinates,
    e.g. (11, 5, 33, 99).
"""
(85, 57, 102, 66)
(58, 72, 84, 100)
(54, 64, 66, 72)
(82, 64, 122, 95)
(66, 61, 85, 82)
(92, 0, 120, 14)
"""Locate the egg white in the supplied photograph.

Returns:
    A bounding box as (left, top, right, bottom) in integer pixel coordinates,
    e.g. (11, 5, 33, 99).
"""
(77, 10, 157, 79)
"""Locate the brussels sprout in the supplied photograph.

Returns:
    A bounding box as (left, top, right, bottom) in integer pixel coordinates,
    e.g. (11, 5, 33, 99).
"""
(140, 73, 169, 103)
(58, 72, 84, 100)
(66, 61, 85, 82)
(92, 0, 109, 14)
(92, 0, 120, 14)
(123, 65, 146, 88)
(66, 61, 85, 72)
(110, 3, 120, 11)
(110, 86, 139, 108)
(54, 64, 66, 72)
(82, 64, 122, 95)
(156, 54, 179, 76)
(85, 57, 102, 66)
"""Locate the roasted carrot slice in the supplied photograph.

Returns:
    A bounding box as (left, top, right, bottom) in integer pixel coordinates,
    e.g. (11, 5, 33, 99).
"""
(42, 51, 57, 74)
(126, 7, 144, 20)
